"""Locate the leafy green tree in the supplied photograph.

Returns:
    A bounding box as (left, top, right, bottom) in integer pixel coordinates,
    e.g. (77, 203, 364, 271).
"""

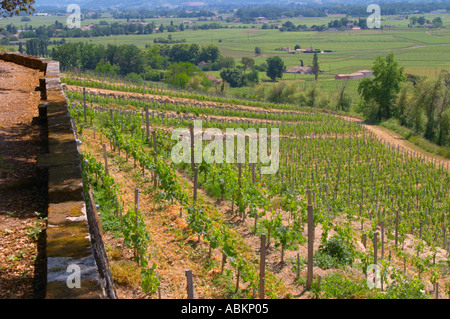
(266, 56, 285, 82)
(188, 43, 200, 64)
(212, 56, 235, 71)
(417, 16, 426, 25)
(1, 0, 35, 17)
(169, 43, 191, 63)
(198, 44, 221, 64)
(243, 70, 259, 85)
(116, 44, 145, 75)
(220, 68, 243, 88)
(358, 53, 406, 121)
(335, 80, 352, 111)
(312, 52, 319, 80)
(165, 62, 201, 88)
(95, 61, 119, 75)
(240, 56, 255, 74)
(255, 46, 261, 56)
(432, 17, 443, 28)
(144, 45, 165, 70)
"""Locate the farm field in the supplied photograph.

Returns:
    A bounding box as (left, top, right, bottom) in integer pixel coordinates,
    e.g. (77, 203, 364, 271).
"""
(65, 71, 450, 299)
(2, 13, 450, 79)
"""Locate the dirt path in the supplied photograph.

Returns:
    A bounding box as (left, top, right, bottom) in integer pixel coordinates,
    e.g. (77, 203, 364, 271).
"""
(337, 114, 450, 171)
(0, 60, 47, 299)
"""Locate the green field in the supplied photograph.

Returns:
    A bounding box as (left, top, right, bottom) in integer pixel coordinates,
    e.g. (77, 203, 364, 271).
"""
(2, 13, 449, 83)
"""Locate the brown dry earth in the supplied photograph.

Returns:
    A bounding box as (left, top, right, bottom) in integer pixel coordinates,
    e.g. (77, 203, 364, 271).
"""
(0, 60, 47, 298)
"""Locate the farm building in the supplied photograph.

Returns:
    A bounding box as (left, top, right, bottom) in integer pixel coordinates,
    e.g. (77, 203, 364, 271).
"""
(335, 69, 372, 80)
(285, 66, 313, 75)
(198, 61, 207, 70)
(205, 74, 222, 85)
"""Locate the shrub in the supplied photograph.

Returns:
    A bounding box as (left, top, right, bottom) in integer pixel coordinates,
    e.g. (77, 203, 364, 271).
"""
(313, 235, 353, 269)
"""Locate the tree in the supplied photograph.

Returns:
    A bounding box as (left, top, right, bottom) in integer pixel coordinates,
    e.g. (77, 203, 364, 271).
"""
(169, 43, 191, 63)
(335, 80, 352, 111)
(255, 46, 261, 56)
(220, 68, 243, 88)
(417, 16, 426, 26)
(266, 56, 285, 82)
(311, 52, 319, 80)
(165, 62, 201, 88)
(410, 16, 418, 25)
(432, 17, 443, 28)
(198, 44, 221, 64)
(415, 72, 450, 143)
(358, 53, 406, 121)
(240, 56, 254, 74)
(116, 44, 145, 75)
(1, 0, 35, 17)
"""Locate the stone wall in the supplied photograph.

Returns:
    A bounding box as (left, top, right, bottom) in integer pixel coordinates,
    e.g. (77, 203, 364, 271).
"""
(0, 52, 117, 299)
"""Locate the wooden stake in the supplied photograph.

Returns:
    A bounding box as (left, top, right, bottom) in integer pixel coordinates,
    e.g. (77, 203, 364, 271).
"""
(395, 210, 399, 247)
(102, 143, 109, 175)
(189, 123, 195, 172)
(193, 166, 198, 205)
(83, 87, 87, 124)
(381, 222, 384, 260)
(373, 232, 378, 265)
(435, 282, 439, 299)
(185, 269, 194, 299)
(306, 204, 314, 290)
(145, 105, 150, 141)
(259, 233, 266, 299)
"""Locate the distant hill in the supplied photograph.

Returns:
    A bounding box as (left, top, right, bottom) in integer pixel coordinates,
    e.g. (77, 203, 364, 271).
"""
(33, 0, 450, 11)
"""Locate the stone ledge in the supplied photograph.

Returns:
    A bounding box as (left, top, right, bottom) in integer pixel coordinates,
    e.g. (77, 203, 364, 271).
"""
(1, 52, 114, 299)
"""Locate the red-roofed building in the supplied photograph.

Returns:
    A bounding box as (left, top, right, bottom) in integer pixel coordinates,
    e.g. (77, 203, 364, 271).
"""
(205, 74, 222, 85)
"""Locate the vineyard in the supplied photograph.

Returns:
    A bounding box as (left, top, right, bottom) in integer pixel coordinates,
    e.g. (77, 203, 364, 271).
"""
(65, 71, 449, 299)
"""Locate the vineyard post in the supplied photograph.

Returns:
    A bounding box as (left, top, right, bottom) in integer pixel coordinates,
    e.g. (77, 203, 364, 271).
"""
(252, 163, 256, 184)
(117, 198, 123, 229)
(435, 282, 439, 299)
(259, 233, 266, 299)
(373, 232, 378, 265)
(153, 130, 157, 187)
(145, 105, 150, 141)
(110, 109, 114, 125)
(306, 204, 314, 290)
(238, 162, 242, 217)
(153, 130, 157, 162)
(362, 233, 367, 249)
(102, 143, 109, 175)
(193, 166, 198, 205)
(83, 87, 87, 124)
(395, 210, 399, 247)
(185, 269, 194, 299)
(325, 185, 330, 218)
(189, 123, 195, 172)
(381, 222, 384, 260)
(135, 188, 141, 262)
